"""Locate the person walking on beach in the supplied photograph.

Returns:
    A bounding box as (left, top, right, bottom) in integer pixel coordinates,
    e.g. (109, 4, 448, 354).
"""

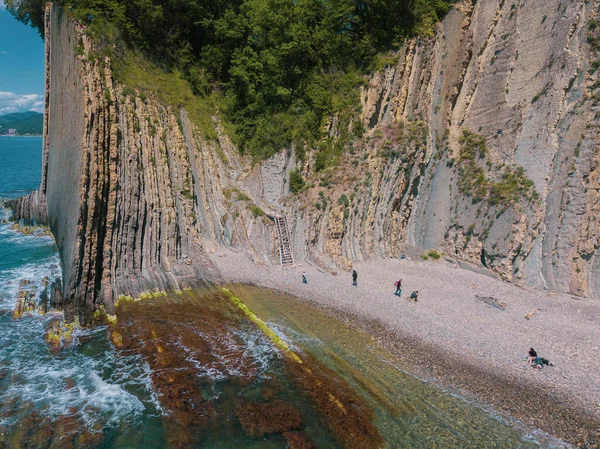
(352, 269, 358, 286)
(302, 272, 307, 284)
(410, 290, 418, 302)
(394, 279, 402, 296)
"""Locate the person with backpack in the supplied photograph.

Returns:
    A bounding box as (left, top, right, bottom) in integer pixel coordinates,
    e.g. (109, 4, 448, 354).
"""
(394, 279, 402, 296)
(352, 269, 358, 286)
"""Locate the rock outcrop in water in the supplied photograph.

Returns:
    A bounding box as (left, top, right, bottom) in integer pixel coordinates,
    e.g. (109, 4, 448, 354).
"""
(11, 0, 600, 320)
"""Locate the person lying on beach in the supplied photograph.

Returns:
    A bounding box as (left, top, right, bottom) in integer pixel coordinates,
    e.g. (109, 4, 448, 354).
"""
(527, 348, 537, 366)
(527, 348, 554, 369)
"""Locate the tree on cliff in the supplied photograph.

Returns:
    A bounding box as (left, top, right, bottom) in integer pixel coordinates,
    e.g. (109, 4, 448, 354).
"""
(5, 0, 46, 36)
(8, 0, 452, 162)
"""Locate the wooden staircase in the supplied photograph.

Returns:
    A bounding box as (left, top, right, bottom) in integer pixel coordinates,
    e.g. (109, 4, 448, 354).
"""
(274, 215, 294, 267)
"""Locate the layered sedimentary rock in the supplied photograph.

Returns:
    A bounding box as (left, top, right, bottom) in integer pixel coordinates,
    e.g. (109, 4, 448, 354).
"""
(284, 0, 600, 299)
(21, 4, 281, 321)
(6, 190, 48, 225)
(13, 0, 600, 320)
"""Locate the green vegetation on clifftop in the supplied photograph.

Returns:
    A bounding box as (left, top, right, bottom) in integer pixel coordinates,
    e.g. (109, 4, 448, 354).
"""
(8, 0, 452, 161)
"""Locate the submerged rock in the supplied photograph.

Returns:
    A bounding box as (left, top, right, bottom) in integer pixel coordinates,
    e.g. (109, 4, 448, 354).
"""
(283, 431, 318, 449)
(12, 279, 36, 320)
(111, 290, 384, 448)
(235, 400, 303, 437)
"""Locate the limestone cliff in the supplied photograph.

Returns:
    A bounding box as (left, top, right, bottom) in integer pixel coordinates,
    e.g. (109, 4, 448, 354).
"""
(284, 0, 600, 299)
(15, 4, 281, 321)
(12, 0, 600, 321)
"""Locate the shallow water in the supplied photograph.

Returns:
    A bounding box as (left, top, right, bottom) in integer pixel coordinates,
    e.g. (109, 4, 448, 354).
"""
(233, 285, 569, 449)
(0, 136, 569, 448)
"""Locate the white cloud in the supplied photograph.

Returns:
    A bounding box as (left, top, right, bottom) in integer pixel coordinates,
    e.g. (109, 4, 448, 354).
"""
(0, 92, 44, 115)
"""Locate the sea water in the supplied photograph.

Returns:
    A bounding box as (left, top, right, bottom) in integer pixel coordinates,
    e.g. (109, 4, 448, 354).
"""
(0, 136, 164, 447)
(0, 136, 569, 448)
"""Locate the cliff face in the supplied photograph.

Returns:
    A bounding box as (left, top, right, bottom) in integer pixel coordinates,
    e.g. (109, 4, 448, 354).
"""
(24, 3, 279, 321)
(284, 0, 600, 299)
(14, 0, 600, 320)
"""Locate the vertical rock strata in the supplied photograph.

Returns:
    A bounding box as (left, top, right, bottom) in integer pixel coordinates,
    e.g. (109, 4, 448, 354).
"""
(13, 1, 600, 320)
(25, 4, 282, 321)
(286, 0, 600, 298)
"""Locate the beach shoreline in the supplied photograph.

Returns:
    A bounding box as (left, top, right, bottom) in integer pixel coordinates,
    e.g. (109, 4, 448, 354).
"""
(211, 250, 600, 448)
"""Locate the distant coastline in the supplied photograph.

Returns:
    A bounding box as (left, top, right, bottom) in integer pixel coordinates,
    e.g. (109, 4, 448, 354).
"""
(0, 134, 42, 137)
(0, 112, 44, 136)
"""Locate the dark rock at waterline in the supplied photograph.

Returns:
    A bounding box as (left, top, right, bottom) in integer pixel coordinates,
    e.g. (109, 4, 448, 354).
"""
(50, 278, 63, 310)
(235, 400, 303, 437)
(5, 191, 48, 227)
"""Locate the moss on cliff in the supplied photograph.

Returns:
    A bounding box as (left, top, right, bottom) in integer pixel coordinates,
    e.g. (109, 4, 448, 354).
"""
(457, 130, 539, 208)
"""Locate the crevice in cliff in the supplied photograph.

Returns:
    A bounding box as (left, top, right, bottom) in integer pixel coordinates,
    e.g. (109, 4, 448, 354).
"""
(139, 204, 148, 274)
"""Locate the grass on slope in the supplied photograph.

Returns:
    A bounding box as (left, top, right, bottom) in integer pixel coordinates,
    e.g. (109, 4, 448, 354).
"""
(114, 55, 219, 141)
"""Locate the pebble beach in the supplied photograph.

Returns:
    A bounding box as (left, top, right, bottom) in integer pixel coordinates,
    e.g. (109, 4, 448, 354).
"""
(213, 250, 600, 447)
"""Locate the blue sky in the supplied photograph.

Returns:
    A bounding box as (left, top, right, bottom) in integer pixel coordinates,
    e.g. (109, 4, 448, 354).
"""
(0, 3, 45, 115)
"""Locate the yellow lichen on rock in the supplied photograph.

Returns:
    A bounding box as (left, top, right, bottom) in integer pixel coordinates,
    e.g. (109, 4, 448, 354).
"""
(92, 305, 118, 325)
(115, 295, 134, 308)
(111, 331, 124, 347)
(44, 317, 80, 350)
(12, 280, 37, 320)
(220, 287, 303, 364)
(136, 290, 167, 301)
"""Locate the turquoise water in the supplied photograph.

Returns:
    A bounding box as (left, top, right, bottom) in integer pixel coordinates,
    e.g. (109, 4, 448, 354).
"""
(0, 137, 164, 447)
(0, 136, 43, 199)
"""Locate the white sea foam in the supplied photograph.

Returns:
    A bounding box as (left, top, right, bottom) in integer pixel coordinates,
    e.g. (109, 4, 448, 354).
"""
(175, 325, 278, 383)
(233, 327, 279, 375)
(0, 256, 61, 310)
(1, 334, 160, 429)
(266, 320, 319, 350)
(0, 211, 161, 432)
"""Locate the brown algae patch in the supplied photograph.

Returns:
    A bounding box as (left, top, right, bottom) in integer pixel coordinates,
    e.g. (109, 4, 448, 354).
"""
(284, 430, 318, 449)
(112, 288, 384, 448)
(235, 400, 303, 436)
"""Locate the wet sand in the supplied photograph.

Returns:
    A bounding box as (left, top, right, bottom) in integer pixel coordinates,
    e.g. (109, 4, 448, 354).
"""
(212, 250, 600, 448)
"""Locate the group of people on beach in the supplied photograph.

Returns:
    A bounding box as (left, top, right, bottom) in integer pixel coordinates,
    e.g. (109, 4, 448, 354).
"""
(301, 269, 419, 301)
(301, 268, 554, 372)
